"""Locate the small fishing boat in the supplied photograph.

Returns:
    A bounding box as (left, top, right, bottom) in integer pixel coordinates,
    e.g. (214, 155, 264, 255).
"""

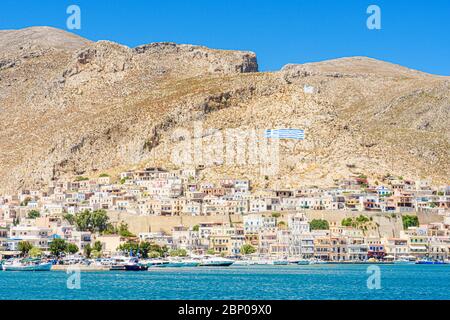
(2, 259, 52, 271)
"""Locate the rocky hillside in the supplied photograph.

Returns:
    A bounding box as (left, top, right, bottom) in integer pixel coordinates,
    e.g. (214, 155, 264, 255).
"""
(0, 26, 448, 193)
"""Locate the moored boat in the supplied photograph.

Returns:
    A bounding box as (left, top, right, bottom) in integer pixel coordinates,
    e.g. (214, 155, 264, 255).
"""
(2, 259, 52, 271)
(109, 256, 147, 271)
(146, 258, 200, 268)
(199, 257, 234, 267)
(393, 258, 415, 265)
(233, 260, 250, 266)
(308, 259, 327, 265)
(154, 260, 185, 268)
(416, 258, 436, 265)
(125, 264, 148, 271)
(180, 260, 200, 267)
(272, 260, 289, 265)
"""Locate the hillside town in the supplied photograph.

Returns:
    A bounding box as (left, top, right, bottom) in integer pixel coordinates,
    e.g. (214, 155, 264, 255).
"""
(1, 167, 449, 263)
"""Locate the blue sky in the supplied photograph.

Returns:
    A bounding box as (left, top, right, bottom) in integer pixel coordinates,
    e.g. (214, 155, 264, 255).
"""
(1, 0, 449, 75)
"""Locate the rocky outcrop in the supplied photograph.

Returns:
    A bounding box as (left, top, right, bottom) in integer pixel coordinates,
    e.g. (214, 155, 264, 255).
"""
(0, 27, 448, 193)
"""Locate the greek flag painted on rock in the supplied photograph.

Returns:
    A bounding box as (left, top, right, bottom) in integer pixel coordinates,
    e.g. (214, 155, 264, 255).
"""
(264, 129, 305, 140)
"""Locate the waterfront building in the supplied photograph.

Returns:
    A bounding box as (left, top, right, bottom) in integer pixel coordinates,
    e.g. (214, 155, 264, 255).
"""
(314, 231, 331, 261)
(243, 213, 277, 234)
(70, 231, 92, 251)
(329, 235, 348, 262)
(9, 224, 52, 250)
(366, 237, 385, 260)
(383, 238, 409, 259)
(95, 234, 130, 256)
(0, 227, 9, 252)
(402, 227, 429, 258)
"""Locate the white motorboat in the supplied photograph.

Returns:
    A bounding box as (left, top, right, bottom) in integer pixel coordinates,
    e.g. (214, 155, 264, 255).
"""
(297, 259, 310, 265)
(272, 260, 289, 265)
(233, 260, 250, 266)
(199, 257, 234, 267)
(308, 259, 327, 265)
(393, 258, 415, 265)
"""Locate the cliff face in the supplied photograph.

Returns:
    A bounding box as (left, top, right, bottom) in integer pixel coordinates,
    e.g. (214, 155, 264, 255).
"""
(0, 27, 448, 192)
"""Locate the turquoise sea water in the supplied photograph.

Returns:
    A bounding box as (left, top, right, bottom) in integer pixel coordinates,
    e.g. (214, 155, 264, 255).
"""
(1, 265, 449, 300)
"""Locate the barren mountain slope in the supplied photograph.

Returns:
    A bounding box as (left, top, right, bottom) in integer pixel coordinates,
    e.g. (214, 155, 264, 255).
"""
(0, 27, 448, 193)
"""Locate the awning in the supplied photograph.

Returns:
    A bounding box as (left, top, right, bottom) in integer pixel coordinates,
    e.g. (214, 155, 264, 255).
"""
(0, 251, 21, 256)
(410, 246, 427, 251)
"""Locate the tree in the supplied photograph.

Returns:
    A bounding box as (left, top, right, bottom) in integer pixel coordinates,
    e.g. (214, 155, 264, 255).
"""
(117, 241, 165, 258)
(169, 249, 187, 257)
(120, 177, 130, 184)
(74, 210, 91, 231)
(240, 244, 256, 255)
(402, 215, 419, 230)
(29, 247, 43, 258)
(310, 219, 330, 230)
(66, 243, 79, 254)
(49, 239, 67, 257)
(91, 210, 109, 233)
(341, 218, 353, 227)
(75, 210, 109, 233)
(27, 210, 40, 219)
(20, 197, 32, 207)
(206, 248, 215, 255)
(99, 173, 110, 177)
(91, 250, 102, 258)
(192, 225, 200, 232)
(271, 212, 281, 218)
(139, 242, 153, 258)
(144, 243, 168, 257)
(356, 215, 370, 224)
(277, 221, 286, 229)
(93, 241, 103, 253)
(63, 213, 75, 225)
(117, 241, 140, 256)
(148, 251, 161, 258)
(18, 241, 33, 256)
(118, 222, 135, 237)
(83, 244, 92, 258)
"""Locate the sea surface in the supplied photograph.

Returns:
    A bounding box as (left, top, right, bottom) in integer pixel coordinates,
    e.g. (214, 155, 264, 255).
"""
(1, 264, 449, 300)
